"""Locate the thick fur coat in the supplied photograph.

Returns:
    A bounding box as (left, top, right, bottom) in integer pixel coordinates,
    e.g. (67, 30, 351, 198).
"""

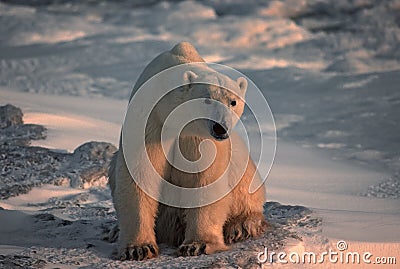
(108, 42, 267, 260)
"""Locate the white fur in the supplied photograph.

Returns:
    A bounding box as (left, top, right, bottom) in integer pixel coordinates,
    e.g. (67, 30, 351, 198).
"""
(109, 42, 266, 260)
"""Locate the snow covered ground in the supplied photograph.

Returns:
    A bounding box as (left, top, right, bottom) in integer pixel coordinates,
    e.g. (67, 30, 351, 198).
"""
(1, 0, 400, 268)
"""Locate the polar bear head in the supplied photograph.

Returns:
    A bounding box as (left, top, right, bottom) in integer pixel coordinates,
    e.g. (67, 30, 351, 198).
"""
(147, 66, 247, 142)
(181, 69, 247, 140)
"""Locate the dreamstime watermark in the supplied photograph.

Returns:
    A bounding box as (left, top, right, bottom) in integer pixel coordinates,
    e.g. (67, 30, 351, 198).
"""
(121, 62, 276, 208)
(257, 240, 397, 265)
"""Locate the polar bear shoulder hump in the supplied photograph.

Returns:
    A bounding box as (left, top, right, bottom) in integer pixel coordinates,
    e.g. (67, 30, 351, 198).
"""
(131, 42, 205, 98)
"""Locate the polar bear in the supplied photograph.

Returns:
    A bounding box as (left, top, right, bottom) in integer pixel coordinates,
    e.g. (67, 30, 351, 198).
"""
(108, 42, 267, 261)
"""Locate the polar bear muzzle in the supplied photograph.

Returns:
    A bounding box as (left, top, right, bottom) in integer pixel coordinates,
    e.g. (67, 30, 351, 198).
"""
(209, 120, 229, 140)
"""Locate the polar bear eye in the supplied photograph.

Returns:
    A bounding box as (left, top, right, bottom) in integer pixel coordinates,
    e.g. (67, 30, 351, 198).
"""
(230, 100, 237, 107)
(204, 99, 211, 104)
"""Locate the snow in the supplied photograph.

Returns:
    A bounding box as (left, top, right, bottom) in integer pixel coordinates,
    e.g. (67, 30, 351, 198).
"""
(1, 0, 400, 268)
(0, 89, 125, 151)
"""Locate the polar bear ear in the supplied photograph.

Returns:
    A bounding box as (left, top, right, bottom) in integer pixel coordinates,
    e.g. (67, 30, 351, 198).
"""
(182, 70, 198, 91)
(237, 77, 248, 96)
(183, 70, 198, 83)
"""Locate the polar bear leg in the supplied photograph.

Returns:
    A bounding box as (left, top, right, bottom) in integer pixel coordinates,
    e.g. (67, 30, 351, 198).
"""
(115, 185, 159, 260)
(112, 151, 159, 261)
(178, 199, 230, 256)
(223, 158, 268, 244)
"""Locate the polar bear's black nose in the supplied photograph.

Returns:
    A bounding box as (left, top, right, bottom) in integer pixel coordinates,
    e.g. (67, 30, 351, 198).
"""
(211, 121, 228, 140)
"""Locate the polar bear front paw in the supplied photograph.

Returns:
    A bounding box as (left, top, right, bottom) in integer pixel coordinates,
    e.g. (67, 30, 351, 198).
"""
(178, 242, 206, 256)
(119, 243, 158, 261)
